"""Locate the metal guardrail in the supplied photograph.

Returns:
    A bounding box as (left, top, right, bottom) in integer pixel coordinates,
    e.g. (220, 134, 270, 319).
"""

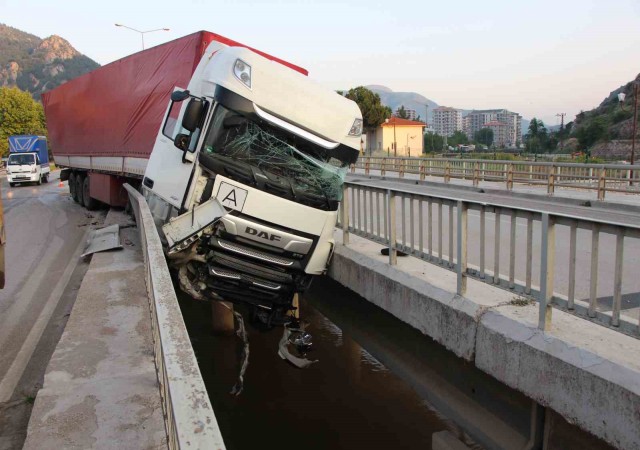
(124, 184, 226, 450)
(352, 157, 640, 200)
(338, 181, 640, 338)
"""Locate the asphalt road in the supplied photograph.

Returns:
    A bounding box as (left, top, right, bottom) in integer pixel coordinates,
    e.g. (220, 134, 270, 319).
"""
(346, 175, 640, 322)
(0, 172, 106, 450)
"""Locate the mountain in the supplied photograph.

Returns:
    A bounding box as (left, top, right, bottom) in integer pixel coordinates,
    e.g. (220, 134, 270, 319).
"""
(571, 73, 639, 159)
(0, 23, 99, 100)
(365, 85, 438, 123)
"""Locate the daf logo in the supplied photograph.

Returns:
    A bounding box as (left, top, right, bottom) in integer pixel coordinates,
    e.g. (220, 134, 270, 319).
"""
(245, 226, 281, 242)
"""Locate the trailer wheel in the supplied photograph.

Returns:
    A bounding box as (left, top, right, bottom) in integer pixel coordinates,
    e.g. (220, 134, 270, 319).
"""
(82, 176, 99, 211)
(69, 173, 78, 201)
(75, 174, 84, 205)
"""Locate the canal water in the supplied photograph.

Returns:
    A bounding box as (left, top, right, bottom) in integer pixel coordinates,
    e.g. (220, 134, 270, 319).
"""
(177, 276, 613, 450)
(177, 278, 478, 450)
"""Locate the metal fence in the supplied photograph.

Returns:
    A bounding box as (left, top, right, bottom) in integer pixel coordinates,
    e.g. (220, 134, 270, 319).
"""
(352, 157, 640, 200)
(124, 184, 226, 450)
(338, 181, 640, 338)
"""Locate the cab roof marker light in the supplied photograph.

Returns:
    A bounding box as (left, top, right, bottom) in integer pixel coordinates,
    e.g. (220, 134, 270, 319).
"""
(233, 59, 252, 89)
(253, 104, 339, 150)
(348, 118, 363, 136)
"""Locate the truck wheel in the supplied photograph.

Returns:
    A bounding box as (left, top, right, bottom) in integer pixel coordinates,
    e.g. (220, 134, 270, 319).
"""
(43, 174, 49, 183)
(9, 183, 15, 188)
(69, 173, 78, 201)
(36, 175, 42, 186)
(82, 176, 99, 210)
(75, 175, 84, 205)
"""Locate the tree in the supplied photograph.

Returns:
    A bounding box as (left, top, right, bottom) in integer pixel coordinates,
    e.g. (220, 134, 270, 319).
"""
(448, 130, 469, 147)
(396, 105, 408, 119)
(525, 118, 550, 153)
(575, 117, 608, 150)
(474, 128, 494, 147)
(341, 86, 392, 132)
(0, 87, 46, 157)
(423, 132, 444, 153)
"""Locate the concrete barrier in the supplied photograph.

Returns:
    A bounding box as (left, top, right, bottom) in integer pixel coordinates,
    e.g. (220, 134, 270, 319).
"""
(125, 184, 226, 450)
(328, 231, 640, 450)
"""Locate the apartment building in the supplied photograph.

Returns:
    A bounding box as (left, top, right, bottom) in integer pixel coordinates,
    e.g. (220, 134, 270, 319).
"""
(483, 121, 510, 147)
(395, 107, 418, 121)
(433, 106, 462, 137)
(463, 109, 522, 147)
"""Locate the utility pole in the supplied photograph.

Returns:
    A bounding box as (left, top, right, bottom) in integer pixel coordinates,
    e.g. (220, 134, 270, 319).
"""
(556, 112, 566, 153)
(632, 82, 638, 185)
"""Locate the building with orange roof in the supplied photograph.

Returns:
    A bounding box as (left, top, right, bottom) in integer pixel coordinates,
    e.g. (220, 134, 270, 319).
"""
(365, 117, 425, 157)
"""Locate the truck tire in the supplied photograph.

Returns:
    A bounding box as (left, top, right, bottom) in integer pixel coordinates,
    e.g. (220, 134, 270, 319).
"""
(69, 173, 78, 201)
(36, 175, 42, 186)
(75, 174, 84, 205)
(9, 183, 15, 188)
(82, 176, 99, 210)
(43, 174, 49, 183)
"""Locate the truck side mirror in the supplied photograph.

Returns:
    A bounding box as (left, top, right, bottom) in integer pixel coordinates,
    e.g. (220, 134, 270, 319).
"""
(181, 98, 203, 132)
(171, 90, 190, 102)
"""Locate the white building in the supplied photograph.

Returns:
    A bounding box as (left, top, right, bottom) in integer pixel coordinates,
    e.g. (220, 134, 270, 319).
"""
(463, 109, 522, 147)
(433, 106, 462, 137)
(395, 107, 418, 121)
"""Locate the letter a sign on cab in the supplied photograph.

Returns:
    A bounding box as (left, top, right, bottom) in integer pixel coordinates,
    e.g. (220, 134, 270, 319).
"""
(216, 181, 248, 212)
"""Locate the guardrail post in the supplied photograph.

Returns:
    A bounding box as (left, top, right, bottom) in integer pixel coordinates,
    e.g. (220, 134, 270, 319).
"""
(456, 201, 468, 295)
(445, 162, 451, 183)
(597, 168, 606, 201)
(612, 229, 624, 327)
(538, 213, 555, 331)
(350, 163, 355, 174)
(419, 160, 425, 181)
(473, 162, 479, 187)
(365, 159, 370, 175)
(547, 165, 555, 196)
(381, 158, 387, 177)
(507, 163, 514, 190)
(387, 189, 397, 265)
(341, 185, 349, 245)
(400, 158, 405, 178)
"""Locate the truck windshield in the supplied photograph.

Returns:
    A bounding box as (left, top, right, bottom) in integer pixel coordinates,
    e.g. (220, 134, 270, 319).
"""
(8, 154, 35, 165)
(201, 105, 348, 204)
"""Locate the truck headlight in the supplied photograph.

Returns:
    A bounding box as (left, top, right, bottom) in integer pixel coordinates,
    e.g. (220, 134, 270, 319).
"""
(31, 167, 37, 173)
(233, 59, 251, 89)
(348, 118, 363, 136)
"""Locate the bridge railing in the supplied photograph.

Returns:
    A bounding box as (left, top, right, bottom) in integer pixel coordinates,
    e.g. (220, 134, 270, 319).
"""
(124, 184, 226, 450)
(352, 157, 640, 200)
(338, 181, 640, 338)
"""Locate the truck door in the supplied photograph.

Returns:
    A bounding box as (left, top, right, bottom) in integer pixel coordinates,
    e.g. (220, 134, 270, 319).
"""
(144, 94, 209, 209)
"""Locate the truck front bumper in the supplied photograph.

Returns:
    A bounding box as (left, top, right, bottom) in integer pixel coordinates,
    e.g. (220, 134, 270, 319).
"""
(7, 173, 39, 183)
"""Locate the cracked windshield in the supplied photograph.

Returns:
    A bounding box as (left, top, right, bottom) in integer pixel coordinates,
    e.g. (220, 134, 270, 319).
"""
(202, 105, 347, 202)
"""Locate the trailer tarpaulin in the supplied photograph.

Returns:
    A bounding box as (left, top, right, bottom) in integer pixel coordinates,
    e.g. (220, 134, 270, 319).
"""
(42, 31, 307, 160)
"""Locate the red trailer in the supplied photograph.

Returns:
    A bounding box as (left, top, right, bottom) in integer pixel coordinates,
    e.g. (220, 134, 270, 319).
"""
(43, 31, 306, 208)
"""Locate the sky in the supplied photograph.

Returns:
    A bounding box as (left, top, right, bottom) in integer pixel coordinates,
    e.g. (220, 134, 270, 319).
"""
(1, 0, 639, 125)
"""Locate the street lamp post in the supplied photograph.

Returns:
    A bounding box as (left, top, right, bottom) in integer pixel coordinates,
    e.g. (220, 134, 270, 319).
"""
(406, 134, 415, 158)
(115, 24, 170, 50)
(619, 81, 638, 185)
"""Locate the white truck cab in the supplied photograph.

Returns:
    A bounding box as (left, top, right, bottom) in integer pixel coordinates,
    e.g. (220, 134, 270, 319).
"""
(143, 44, 362, 324)
(7, 152, 50, 186)
(7, 135, 51, 187)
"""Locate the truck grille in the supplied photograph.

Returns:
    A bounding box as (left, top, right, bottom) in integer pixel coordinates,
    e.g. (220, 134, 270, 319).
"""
(216, 238, 294, 266)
